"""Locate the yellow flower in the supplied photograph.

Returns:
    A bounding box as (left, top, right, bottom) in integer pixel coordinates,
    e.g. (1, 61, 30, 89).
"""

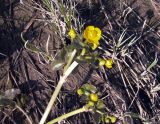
(68, 28, 76, 39)
(105, 59, 113, 69)
(77, 89, 84, 96)
(90, 93, 98, 102)
(83, 26, 101, 50)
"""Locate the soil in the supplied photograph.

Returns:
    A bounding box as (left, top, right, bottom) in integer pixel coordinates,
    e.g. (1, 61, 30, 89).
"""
(0, 0, 160, 124)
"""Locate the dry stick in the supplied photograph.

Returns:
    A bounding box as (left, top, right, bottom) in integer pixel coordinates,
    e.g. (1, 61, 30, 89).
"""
(39, 61, 79, 124)
(16, 105, 32, 124)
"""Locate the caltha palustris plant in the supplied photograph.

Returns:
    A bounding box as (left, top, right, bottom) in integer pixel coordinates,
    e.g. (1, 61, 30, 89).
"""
(21, 22, 114, 123)
(38, 25, 115, 124)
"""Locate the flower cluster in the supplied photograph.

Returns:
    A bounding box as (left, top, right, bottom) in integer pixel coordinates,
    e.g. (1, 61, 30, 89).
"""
(77, 84, 117, 123)
(77, 84, 100, 107)
(68, 26, 113, 69)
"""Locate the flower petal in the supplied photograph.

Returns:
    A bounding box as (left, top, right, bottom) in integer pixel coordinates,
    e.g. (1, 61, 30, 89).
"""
(87, 26, 95, 31)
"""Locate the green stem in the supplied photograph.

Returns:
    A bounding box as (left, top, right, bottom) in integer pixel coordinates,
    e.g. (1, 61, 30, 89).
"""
(96, 110, 104, 115)
(64, 49, 77, 72)
(47, 107, 87, 124)
(39, 61, 79, 124)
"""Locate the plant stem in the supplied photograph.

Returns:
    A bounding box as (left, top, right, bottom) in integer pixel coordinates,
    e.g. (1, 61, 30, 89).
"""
(47, 106, 87, 124)
(39, 61, 79, 124)
(64, 49, 77, 72)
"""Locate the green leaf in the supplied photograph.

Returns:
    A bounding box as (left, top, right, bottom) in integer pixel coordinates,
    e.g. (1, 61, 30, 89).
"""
(51, 48, 67, 70)
(51, 60, 65, 70)
(57, 48, 67, 61)
(81, 84, 97, 93)
(96, 100, 105, 109)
